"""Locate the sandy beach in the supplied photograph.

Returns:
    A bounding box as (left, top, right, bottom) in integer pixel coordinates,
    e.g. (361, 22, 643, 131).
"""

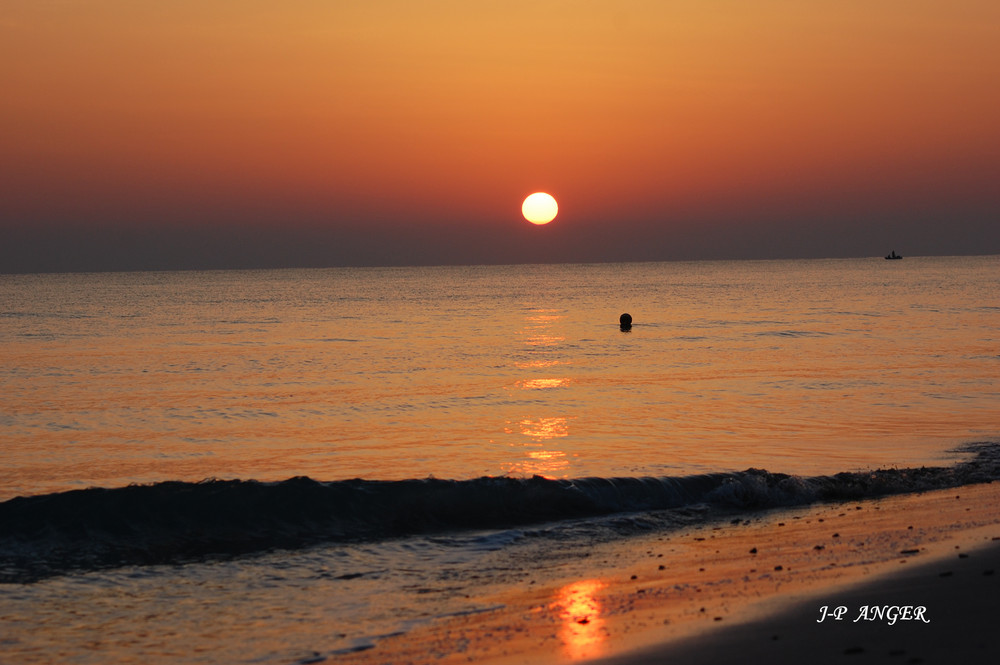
(596, 538, 1000, 664)
(333, 480, 1000, 665)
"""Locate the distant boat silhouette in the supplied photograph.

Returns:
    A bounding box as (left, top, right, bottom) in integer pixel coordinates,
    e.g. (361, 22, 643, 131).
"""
(885, 250, 903, 260)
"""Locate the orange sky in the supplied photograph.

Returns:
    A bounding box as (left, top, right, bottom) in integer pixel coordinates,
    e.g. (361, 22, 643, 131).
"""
(2, 0, 998, 270)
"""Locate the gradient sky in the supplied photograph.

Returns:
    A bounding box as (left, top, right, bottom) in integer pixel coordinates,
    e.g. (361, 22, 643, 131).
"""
(2, 0, 998, 272)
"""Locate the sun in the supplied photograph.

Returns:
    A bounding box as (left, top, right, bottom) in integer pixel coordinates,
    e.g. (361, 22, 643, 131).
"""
(522, 192, 558, 225)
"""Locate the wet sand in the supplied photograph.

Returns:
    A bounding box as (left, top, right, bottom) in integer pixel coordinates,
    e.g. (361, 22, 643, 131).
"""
(336, 481, 1000, 665)
(595, 532, 1000, 664)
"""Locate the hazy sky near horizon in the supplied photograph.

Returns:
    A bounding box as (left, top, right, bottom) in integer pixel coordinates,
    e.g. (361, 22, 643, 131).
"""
(2, 0, 999, 272)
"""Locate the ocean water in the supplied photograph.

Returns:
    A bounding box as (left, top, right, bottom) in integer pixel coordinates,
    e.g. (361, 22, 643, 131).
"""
(1, 256, 999, 662)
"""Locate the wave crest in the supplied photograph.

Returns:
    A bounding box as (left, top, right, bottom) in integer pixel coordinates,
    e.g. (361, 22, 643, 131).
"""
(2, 442, 998, 582)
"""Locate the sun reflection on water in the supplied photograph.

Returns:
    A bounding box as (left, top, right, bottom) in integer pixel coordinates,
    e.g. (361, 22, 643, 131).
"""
(553, 580, 607, 660)
(501, 307, 575, 477)
(501, 416, 571, 476)
(515, 359, 561, 369)
(517, 377, 570, 390)
(518, 416, 569, 440)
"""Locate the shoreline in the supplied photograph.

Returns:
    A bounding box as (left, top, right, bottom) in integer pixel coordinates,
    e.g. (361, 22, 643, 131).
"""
(335, 481, 1000, 665)
(571, 482, 1000, 665)
(593, 538, 1000, 664)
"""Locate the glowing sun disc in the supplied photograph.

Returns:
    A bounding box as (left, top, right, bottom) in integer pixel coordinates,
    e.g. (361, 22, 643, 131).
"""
(522, 192, 558, 225)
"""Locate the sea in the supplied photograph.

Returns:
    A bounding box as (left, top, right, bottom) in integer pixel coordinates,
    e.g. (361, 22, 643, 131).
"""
(1, 256, 999, 663)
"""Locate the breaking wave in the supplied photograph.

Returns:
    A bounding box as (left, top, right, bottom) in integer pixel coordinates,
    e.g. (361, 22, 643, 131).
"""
(2, 442, 998, 583)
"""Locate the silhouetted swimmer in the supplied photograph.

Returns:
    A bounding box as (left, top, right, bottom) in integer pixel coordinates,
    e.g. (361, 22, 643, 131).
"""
(619, 312, 632, 332)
